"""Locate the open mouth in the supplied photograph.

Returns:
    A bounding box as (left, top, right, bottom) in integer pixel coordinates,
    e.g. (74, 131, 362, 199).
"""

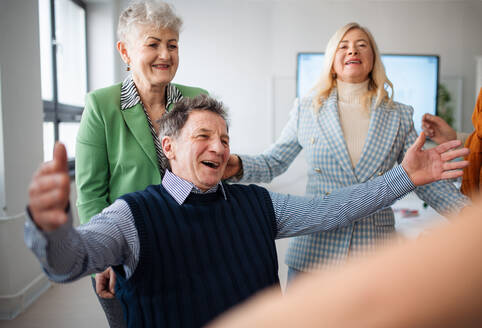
(345, 60, 361, 65)
(201, 160, 220, 169)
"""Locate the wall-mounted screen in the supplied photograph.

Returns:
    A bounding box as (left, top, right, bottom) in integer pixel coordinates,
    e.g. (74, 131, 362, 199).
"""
(297, 53, 439, 133)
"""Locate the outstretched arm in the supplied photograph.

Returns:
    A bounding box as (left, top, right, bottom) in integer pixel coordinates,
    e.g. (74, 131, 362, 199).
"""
(274, 132, 468, 238)
(25, 143, 136, 282)
(272, 165, 413, 238)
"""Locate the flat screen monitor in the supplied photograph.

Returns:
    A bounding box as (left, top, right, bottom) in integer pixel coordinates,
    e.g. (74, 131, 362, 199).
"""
(296, 53, 439, 133)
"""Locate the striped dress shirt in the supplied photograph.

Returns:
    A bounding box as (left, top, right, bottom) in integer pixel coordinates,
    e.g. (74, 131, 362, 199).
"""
(25, 166, 414, 282)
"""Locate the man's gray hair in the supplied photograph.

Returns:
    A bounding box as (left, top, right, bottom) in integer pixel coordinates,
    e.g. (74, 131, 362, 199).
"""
(158, 94, 229, 140)
(117, 1, 183, 42)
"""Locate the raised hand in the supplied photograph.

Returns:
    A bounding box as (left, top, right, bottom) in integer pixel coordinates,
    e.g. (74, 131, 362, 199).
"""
(422, 113, 457, 145)
(222, 154, 242, 180)
(402, 132, 469, 186)
(28, 142, 70, 232)
(96, 267, 116, 299)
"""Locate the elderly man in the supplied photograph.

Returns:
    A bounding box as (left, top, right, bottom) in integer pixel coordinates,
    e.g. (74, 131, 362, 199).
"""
(26, 95, 467, 328)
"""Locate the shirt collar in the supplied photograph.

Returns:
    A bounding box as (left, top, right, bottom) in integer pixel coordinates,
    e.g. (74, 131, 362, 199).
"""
(162, 169, 227, 205)
(120, 75, 183, 111)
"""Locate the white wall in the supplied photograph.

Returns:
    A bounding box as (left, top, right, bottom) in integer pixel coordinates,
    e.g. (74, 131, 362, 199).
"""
(0, 0, 86, 319)
(0, 0, 49, 319)
(172, 0, 275, 154)
(87, 2, 118, 90)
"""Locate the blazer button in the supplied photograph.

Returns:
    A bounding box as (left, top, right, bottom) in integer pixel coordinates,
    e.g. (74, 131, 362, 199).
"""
(314, 168, 322, 173)
(311, 137, 315, 145)
(378, 170, 384, 176)
(325, 192, 331, 195)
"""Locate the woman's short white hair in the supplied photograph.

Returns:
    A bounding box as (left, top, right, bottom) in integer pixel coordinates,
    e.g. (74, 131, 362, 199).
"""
(117, 1, 183, 42)
(312, 22, 394, 111)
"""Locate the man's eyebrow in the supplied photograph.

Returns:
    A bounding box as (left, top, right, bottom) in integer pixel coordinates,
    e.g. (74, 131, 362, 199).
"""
(194, 128, 230, 139)
(194, 128, 212, 134)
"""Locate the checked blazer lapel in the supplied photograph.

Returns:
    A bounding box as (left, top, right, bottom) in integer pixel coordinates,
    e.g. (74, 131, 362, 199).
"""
(120, 103, 159, 171)
(315, 90, 357, 181)
(354, 100, 400, 182)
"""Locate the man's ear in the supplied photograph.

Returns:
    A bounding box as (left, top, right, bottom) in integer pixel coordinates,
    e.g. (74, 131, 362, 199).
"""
(161, 136, 175, 160)
(116, 41, 130, 66)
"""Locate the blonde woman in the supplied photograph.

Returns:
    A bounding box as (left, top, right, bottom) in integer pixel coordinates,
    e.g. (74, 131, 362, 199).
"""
(225, 22, 467, 279)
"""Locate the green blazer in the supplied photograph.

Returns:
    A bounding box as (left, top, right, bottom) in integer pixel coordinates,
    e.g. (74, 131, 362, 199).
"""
(75, 82, 208, 224)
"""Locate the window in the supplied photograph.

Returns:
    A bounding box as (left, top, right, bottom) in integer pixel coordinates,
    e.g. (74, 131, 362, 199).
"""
(39, 0, 87, 168)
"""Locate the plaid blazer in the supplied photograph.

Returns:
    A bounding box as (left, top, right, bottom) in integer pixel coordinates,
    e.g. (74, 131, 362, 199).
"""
(240, 89, 467, 271)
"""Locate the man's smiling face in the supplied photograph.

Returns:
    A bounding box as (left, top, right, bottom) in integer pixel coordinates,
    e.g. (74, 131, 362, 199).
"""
(164, 110, 230, 191)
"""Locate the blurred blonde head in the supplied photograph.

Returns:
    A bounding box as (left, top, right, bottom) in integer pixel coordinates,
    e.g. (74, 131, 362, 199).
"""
(312, 22, 393, 112)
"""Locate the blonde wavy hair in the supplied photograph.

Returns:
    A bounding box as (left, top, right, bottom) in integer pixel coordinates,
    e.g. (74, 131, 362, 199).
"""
(312, 22, 393, 112)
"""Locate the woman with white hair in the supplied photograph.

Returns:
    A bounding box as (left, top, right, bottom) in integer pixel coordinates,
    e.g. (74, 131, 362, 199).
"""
(75, 1, 207, 326)
(225, 23, 467, 280)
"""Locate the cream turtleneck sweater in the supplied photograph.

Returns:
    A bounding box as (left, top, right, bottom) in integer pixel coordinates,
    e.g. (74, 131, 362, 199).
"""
(336, 79, 370, 168)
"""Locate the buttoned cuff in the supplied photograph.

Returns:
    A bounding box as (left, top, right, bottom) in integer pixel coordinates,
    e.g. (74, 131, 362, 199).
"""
(24, 206, 74, 268)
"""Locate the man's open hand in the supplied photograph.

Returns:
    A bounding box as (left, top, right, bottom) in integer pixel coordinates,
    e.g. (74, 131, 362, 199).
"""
(402, 132, 469, 186)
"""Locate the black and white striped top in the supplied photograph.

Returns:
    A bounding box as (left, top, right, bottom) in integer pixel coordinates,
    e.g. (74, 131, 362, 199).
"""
(120, 75, 183, 177)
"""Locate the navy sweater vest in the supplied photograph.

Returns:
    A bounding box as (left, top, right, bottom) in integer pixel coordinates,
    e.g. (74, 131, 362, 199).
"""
(114, 183, 279, 328)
